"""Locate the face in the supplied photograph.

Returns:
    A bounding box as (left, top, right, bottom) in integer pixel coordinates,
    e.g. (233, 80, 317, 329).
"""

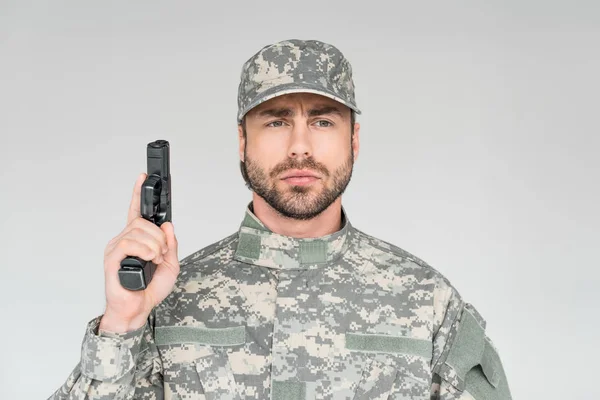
(238, 92, 360, 220)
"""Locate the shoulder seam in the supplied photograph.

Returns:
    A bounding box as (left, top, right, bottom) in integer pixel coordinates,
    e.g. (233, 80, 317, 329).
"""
(431, 297, 466, 374)
(353, 228, 433, 269)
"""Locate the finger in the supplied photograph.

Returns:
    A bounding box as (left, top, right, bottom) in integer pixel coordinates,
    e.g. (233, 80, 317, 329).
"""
(161, 222, 178, 262)
(128, 218, 169, 254)
(112, 217, 168, 256)
(105, 238, 155, 272)
(121, 228, 166, 264)
(150, 222, 180, 281)
(126, 173, 147, 225)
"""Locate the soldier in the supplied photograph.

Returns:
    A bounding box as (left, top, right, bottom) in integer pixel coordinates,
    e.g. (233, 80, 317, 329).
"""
(49, 39, 512, 400)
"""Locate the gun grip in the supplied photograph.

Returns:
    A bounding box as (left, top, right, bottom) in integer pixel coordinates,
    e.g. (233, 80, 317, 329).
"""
(118, 256, 157, 291)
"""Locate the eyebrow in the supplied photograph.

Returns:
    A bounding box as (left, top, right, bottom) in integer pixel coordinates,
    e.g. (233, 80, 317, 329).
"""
(257, 105, 343, 119)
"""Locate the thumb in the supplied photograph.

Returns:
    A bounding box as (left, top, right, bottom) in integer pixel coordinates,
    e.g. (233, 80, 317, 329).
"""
(161, 222, 178, 261)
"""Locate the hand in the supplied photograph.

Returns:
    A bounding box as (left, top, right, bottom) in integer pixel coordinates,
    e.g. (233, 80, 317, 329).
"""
(100, 173, 180, 333)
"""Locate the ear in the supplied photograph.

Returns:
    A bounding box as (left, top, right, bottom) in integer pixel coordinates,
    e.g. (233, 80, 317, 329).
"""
(238, 124, 245, 162)
(352, 122, 360, 161)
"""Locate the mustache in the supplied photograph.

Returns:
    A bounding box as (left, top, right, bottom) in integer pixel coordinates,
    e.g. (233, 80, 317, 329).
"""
(270, 158, 330, 178)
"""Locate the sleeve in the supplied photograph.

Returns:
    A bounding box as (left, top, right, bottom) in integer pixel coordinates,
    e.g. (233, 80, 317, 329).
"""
(47, 309, 163, 400)
(429, 277, 512, 400)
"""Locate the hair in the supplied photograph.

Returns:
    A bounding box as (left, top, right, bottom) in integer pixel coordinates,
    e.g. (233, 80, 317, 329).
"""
(239, 109, 356, 189)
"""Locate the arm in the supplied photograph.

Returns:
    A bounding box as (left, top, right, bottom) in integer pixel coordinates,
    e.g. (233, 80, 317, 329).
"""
(429, 277, 512, 400)
(48, 309, 163, 400)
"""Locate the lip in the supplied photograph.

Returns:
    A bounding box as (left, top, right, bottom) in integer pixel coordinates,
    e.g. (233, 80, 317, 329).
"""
(281, 169, 320, 179)
(282, 176, 319, 186)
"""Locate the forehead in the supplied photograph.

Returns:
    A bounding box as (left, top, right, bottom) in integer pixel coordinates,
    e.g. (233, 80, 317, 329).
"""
(249, 92, 348, 115)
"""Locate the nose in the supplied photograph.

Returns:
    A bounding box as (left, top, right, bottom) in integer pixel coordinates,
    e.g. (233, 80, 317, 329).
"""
(287, 121, 313, 159)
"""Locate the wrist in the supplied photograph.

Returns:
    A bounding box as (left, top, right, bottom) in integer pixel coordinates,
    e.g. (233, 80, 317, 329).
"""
(99, 309, 148, 334)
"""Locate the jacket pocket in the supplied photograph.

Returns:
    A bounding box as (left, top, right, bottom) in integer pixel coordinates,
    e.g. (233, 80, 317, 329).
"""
(346, 332, 432, 400)
(352, 358, 398, 400)
(156, 325, 245, 400)
(436, 305, 512, 400)
(195, 350, 241, 400)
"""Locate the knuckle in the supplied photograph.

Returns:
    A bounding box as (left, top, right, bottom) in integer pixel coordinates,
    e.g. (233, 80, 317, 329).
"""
(132, 217, 147, 229)
(151, 242, 161, 253)
(118, 238, 133, 249)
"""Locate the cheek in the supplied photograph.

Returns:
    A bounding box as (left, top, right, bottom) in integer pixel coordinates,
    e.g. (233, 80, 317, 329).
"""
(313, 136, 351, 165)
(255, 135, 284, 152)
(247, 137, 285, 167)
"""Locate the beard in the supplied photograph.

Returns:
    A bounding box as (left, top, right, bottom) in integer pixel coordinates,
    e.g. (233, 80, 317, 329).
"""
(242, 148, 354, 221)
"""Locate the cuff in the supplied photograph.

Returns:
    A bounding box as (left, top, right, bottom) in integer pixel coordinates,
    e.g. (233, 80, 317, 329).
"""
(79, 314, 147, 383)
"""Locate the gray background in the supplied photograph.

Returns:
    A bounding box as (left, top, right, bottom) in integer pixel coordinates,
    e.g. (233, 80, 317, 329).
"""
(1, 1, 598, 398)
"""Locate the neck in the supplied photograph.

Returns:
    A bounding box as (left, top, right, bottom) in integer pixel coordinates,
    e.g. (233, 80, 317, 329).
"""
(251, 193, 343, 238)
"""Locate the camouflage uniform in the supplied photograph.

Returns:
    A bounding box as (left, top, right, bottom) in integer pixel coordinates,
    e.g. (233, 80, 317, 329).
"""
(49, 203, 511, 400)
(49, 39, 511, 399)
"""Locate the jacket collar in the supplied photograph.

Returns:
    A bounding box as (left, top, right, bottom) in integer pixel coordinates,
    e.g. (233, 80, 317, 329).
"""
(233, 202, 352, 270)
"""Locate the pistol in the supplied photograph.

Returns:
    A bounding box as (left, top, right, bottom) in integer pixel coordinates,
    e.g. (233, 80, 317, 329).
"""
(118, 139, 172, 291)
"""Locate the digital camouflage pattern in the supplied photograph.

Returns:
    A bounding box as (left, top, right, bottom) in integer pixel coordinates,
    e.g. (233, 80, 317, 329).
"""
(49, 203, 511, 400)
(236, 39, 362, 123)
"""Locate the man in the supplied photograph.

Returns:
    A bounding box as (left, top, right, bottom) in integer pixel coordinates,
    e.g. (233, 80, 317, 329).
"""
(50, 39, 512, 400)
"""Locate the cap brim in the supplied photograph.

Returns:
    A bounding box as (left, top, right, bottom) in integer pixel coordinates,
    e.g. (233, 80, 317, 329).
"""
(237, 82, 361, 122)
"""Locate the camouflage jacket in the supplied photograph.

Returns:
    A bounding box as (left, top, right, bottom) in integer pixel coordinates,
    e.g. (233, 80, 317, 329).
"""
(49, 202, 511, 400)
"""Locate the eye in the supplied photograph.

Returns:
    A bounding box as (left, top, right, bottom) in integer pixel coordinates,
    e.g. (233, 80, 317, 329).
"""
(266, 120, 285, 128)
(314, 120, 333, 127)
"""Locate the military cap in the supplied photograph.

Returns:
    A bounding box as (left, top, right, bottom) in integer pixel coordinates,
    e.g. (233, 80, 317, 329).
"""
(237, 39, 362, 123)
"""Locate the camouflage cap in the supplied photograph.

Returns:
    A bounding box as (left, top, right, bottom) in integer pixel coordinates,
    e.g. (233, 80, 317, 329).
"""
(237, 39, 362, 123)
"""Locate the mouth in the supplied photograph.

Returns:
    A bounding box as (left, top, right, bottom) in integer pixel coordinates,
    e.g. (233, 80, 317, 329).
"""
(281, 175, 320, 185)
(281, 170, 320, 180)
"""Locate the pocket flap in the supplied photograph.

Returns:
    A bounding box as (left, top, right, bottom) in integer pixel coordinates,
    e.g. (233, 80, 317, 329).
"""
(440, 306, 487, 389)
(195, 351, 241, 400)
(353, 358, 397, 400)
(480, 339, 501, 388)
(438, 305, 509, 397)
